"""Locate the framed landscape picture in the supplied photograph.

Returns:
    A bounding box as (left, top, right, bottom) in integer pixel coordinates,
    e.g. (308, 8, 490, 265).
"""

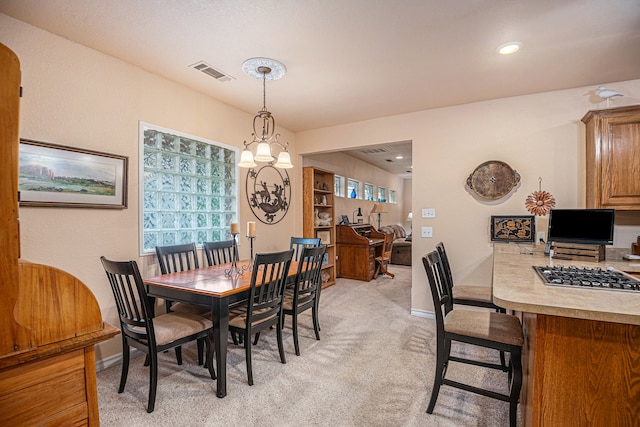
(490, 215, 535, 242)
(19, 139, 128, 208)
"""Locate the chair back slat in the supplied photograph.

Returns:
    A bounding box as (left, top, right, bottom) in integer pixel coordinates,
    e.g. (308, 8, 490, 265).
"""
(203, 240, 238, 266)
(290, 237, 321, 261)
(435, 242, 454, 292)
(247, 249, 294, 324)
(155, 243, 199, 274)
(422, 250, 453, 325)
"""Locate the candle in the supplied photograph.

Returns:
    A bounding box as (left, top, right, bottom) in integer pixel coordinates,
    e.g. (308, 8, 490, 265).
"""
(230, 222, 239, 234)
(247, 221, 256, 237)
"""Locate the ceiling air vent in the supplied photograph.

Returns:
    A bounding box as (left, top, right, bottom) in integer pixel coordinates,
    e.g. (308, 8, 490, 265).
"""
(190, 61, 235, 82)
(360, 147, 390, 155)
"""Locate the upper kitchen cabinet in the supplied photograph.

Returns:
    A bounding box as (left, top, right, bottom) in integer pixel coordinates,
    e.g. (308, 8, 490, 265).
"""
(582, 105, 640, 210)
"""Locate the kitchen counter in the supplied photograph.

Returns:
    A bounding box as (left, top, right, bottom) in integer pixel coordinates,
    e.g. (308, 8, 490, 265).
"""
(491, 243, 640, 427)
(492, 243, 640, 326)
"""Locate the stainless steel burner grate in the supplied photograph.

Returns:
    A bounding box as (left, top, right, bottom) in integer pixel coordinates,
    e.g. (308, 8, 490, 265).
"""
(533, 265, 640, 292)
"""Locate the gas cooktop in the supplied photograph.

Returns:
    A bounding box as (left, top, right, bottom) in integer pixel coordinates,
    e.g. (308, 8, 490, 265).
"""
(533, 265, 640, 292)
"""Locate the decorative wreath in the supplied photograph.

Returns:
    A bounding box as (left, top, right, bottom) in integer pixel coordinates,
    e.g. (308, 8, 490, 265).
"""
(525, 190, 556, 216)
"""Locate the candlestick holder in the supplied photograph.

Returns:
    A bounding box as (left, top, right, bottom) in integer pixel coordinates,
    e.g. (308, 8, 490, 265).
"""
(246, 235, 256, 269)
(224, 232, 247, 278)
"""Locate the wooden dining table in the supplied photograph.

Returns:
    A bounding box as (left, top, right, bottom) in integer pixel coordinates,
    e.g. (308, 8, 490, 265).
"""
(144, 259, 298, 398)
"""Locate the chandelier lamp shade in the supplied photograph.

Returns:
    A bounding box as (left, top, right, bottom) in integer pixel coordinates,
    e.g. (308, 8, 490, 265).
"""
(238, 57, 293, 169)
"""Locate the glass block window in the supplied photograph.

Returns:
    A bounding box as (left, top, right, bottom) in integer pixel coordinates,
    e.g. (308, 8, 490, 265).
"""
(334, 175, 345, 197)
(389, 189, 396, 204)
(378, 186, 387, 202)
(347, 178, 361, 199)
(140, 122, 239, 254)
(364, 183, 375, 201)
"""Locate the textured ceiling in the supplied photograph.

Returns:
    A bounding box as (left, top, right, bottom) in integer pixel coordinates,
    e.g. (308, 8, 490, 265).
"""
(1, 0, 639, 176)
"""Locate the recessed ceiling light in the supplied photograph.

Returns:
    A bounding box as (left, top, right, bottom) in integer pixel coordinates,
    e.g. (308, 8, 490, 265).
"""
(396, 155, 403, 160)
(497, 42, 522, 55)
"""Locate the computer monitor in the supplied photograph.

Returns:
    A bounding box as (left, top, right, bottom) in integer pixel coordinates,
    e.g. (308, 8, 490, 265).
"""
(547, 209, 615, 245)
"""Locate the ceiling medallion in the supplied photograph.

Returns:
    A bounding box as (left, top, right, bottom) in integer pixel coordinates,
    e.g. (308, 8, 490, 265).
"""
(246, 165, 291, 224)
(525, 177, 556, 216)
(466, 160, 520, 200)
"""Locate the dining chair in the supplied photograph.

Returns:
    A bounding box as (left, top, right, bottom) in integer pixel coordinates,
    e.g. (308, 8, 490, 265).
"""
(282, 245, 326, 355)
(203, 240, 238, 266)
(100, 256, 215, 413)
(228, 249, 294, 385)
(290, 237, 321, 261)
(155, 242, 209, 364)
(374, 232, 395, 278)
(422, 250, 523, 427)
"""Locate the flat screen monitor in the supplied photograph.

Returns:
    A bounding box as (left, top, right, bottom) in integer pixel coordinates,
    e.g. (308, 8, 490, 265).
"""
(547, 209, 615, 245)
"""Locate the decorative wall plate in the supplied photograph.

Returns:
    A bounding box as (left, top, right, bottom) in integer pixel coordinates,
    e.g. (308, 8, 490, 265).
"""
(246, 165, 290, 224)
(467, 160, 520, 200)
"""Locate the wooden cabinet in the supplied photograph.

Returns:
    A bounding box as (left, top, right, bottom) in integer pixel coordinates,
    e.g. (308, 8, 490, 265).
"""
(303, 167, 336, 287)
(336, 224, 385, 281)
(0, 42, 118, 426)
(582, 105, 640, 210)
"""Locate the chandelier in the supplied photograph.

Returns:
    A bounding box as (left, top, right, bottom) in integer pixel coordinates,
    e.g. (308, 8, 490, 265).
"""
(238, 58, 293, 169)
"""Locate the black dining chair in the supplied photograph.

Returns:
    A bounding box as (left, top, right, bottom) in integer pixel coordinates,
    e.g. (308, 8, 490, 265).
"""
(228, 249, 294, 385)
(100, 256, 215, 413)
(203, 240, 238, 266)
(282, 245, 326, 355)
(422, 250, 523, 427)
(290, 237, 321, 261)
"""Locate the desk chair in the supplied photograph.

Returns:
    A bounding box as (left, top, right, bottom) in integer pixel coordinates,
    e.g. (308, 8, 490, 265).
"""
(375, 232, 395, 278)
(228, 249, 294, 385)
(422, 250, 523, 427)
(203, 240, 238, 266)
(155, 242, 208, 363)
(290, 237, 321, 261)
(282, 245, 326, 355)
(100, 257, 215, 413)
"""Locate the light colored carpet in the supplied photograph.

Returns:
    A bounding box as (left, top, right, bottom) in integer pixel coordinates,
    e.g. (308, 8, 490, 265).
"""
(96, 265, 520, 426)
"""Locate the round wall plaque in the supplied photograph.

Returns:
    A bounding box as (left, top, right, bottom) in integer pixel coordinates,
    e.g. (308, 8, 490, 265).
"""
(466, 160, 520, 200)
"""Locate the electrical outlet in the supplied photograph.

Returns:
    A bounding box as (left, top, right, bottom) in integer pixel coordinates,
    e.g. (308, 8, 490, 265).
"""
(537, 232, 546, 242)
(422, 208, 436, 218)
(421, 226, 433, 238)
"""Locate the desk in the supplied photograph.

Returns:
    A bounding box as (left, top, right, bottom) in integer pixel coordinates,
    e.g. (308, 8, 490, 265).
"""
(336, 224, 385, 281)
(492, 245, 640, 426)
(144, 260, 298, 398)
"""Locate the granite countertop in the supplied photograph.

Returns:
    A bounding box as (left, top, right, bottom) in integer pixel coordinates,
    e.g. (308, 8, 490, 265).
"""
(492, 243, 640, 326)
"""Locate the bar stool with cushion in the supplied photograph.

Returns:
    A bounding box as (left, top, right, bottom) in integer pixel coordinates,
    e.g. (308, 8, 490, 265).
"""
(282, 245, 326, 355)
(228, 249, 294, 385)
(422, 250, 523, 427)
(100, 256, 215, 413)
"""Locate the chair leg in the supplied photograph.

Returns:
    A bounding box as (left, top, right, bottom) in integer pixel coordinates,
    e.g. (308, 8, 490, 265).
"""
(292, 311, 300, 356)
(508, 346, 523, 427)
(244, 332, 254, 386)
(119, 340, 130, 393)
(427, 333, 447, 414)
(276, 318, 287, 364)
(311, 305, 321, 341)
(205, 334, 216, 380)
(253, 332, 261, 346)
(197, 338, 204, 365)
(147, 352, 158, 413)
(175, 345, 183, 365)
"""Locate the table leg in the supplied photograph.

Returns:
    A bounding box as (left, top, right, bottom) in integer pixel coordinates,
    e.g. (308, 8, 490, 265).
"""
(212, 297, 229, 398)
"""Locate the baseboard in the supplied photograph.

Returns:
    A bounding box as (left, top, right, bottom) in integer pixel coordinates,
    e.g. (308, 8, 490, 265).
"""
(410, 308, 435, 319)
(96, 348, 142, 372)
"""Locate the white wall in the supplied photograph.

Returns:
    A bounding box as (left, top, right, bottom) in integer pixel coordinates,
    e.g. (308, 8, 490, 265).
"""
(1, 14, 300, 361)
(296, 80, 640, 315)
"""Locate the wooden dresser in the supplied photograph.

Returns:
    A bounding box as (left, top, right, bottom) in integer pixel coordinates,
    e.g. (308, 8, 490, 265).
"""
(0, 42, 118, 426)
(336, 224, 385, 281)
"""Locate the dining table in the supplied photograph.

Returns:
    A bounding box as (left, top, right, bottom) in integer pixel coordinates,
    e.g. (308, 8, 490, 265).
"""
(144, 259, 298, 398)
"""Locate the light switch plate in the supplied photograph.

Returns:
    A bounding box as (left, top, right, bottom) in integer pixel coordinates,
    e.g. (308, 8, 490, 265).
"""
(421, 226, 433, 238)
(422, 208, 436, 218)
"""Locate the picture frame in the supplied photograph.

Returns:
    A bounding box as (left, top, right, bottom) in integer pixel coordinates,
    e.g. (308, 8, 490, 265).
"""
(19, 138, 128, 208)
(316, 230, 331, 245)
(490, 215, 535, 242)
(340, 215, 350, 225)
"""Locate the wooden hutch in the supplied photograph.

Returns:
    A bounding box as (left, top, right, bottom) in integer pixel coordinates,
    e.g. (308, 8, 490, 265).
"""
(336, 224, 385, 282)
(0, 43, 118, 425)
